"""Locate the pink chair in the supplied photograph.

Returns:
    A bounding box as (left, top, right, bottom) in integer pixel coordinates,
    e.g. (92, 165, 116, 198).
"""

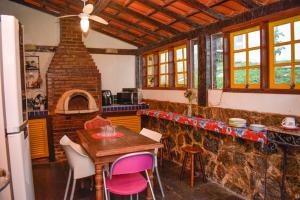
(84, 115, 112, 129)
(103, 152, 156, 200)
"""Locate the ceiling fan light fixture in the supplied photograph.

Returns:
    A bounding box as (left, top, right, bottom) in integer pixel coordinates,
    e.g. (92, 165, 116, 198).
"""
(80, 17, 89, 33)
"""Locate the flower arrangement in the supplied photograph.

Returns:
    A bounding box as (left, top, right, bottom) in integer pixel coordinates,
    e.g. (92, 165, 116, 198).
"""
(184, 88, 193, 103)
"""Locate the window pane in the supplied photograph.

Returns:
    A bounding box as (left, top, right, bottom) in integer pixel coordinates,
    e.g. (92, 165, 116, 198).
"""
(295, 43, 300, 62)
(234, 52, 246, 67)
(183, 48, 187, 59)
(274, 23, 291, 44)
(148, 55, 153, 65)
(275, 66, 291, 84)
(234, 69, 246, 84)
(296, 65, 300, 84)
(160, 64, 166, 74)
(147, 67, 153, 75)
(294, 21, 300, 40)
(177, 74, 185, 85)
(212, 34, 223, 89)
(193, 44, 198, 89)
(234, 34, 246, 50)
(248, 31, 260, 48)
(249, 68, 260, 84)
(176, 49, 183, 60)
(147, 76, 154, 87)
(249, 49, 261, 66)
(177, 61, 184, 72)
(274, 44, 291, 64)
(160, 53, 165, 63)
(160, 76, 166, 85)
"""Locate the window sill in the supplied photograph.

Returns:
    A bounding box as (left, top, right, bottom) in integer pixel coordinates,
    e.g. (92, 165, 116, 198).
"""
(223, 88, 300, 95)
(142, 87, 186, 91)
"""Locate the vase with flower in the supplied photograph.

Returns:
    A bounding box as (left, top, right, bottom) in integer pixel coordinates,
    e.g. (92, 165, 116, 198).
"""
(184, 88, 194, 117)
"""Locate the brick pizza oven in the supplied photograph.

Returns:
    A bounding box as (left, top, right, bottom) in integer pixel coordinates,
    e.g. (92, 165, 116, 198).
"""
(47, 18, 101, 160)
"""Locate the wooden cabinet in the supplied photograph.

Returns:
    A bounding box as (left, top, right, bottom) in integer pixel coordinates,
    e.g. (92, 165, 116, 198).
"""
(107, 115, 141, 133)
(28, 118, 49, 159)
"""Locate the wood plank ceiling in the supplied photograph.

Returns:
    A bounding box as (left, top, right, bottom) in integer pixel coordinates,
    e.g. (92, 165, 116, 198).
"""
(10, 0, 279, 47)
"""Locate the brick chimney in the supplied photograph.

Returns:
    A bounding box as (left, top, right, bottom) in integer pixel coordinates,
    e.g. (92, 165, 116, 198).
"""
(47, 18, 101, 160)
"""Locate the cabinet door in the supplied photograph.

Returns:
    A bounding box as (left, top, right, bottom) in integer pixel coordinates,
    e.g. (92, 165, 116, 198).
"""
(28, 118, 49, 159)
(107, 115, 141, 133)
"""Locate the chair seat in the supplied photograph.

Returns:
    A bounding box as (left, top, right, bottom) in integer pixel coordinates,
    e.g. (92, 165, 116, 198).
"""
(106, 173, 147, 195)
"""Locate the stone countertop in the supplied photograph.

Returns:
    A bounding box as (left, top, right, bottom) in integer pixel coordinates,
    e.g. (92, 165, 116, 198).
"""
(138, 109, 267, 144)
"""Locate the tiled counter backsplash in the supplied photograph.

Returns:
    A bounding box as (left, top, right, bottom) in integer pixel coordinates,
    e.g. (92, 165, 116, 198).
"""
(102, 104, 148, 113)
(28, 110, 48, 119)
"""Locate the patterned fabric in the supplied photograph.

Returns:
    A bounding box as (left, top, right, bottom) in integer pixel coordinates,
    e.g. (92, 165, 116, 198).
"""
(137, 109, 267, 144)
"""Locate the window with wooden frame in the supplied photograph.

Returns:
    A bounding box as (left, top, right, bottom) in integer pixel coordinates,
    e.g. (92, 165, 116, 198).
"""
(230, 26, 261, 89)
(159, 50, 169, 87)
(146, 54, 155, 87)
(269, 15, 300, 89)
(174, 45, 187, 87)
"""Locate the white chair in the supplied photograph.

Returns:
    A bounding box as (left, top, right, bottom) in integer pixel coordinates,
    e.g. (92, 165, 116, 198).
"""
(140, 128, 165, 198)
(60, 135, 95, 200)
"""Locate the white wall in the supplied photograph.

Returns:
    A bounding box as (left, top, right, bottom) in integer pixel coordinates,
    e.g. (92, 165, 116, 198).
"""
(0, 0, 137, 96)
(141, 89, 300, 116)
(142, 89, 198, 104)
(208, 90, 300, 116)
(92, 54, 135, 94)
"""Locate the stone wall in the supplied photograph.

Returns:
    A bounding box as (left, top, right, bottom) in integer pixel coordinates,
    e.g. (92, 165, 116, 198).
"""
(142, 99, 300, 200)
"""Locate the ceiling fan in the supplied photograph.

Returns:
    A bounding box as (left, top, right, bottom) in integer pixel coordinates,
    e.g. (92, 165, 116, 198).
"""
(58, 0, 108, 33)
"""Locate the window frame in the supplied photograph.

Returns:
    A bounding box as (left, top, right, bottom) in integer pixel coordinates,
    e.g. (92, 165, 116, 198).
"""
(230, 26, 261, 89)
(158, 50, 169, 87)
(146, 54, 155, 87)
(174, 44, 188, 88)
(269, 15, 300, 89)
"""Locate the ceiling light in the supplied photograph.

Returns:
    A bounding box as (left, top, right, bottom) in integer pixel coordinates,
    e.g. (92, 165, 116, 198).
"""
(80, 17, 89, 33)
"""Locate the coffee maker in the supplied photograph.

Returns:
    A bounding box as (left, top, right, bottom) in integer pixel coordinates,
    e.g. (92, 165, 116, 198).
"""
(102, 90, 113, 106)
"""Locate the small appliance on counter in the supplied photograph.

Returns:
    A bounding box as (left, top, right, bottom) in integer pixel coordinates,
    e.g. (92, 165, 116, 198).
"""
(102, 90, 113, 106)
(117, 88, 138, 105)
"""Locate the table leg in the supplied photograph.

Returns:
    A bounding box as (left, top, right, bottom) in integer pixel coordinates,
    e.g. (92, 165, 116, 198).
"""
(95, 163, 103, 200)
(146, 169, 154, 200)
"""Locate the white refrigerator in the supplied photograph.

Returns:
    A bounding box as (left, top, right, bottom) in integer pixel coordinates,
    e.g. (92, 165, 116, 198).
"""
(0, 15, 35, 200)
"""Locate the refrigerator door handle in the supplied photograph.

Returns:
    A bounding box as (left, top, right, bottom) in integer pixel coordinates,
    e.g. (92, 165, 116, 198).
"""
(5, 120, 28, 135)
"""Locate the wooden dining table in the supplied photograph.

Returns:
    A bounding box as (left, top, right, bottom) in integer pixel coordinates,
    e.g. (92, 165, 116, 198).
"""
(77, 126, 163, 200)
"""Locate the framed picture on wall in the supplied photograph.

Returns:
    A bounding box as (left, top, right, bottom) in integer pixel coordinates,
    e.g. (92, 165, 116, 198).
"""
(25, 56, 39, 70)
(25, 55, 42, 89)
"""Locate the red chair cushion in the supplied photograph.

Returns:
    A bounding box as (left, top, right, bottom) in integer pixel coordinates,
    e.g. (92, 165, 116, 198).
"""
(106, 173, 147, 195)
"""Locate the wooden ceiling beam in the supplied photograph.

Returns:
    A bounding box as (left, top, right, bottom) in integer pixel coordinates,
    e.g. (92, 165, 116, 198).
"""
(136, 0, 202, 28)
(233, 0, 261, 9)
(109, 2, 181, 35)
(91, 24, 142, 47)
(180, 0, 226, 20)
(96, 23, 153, 44)
(100, 12, 168, 40)
(93, 0, 112, 14)
(139, 0, 300, 52)
(9, 0, 65, 16)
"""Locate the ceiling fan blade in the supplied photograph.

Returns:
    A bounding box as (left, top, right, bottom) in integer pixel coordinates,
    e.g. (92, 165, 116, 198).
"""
(58, 15, 79, 18)
(83, 4, 94, 14)
(89, 15, 108, 25)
